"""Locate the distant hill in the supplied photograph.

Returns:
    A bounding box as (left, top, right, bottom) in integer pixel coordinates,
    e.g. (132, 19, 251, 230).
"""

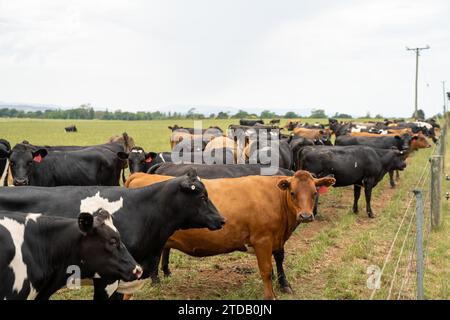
(0, 102, 59, 112)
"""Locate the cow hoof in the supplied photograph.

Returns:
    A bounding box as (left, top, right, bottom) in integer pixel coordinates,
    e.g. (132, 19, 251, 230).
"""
(368, 212, 375, 219)
(353, 208, 358, 214)
(281, 286, 294, 294)
(163, 270, 172, 277)
(151, 276, 161, 285)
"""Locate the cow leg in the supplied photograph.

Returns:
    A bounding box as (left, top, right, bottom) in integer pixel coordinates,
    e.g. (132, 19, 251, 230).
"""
(389, 171, 396, 188)
(254, 242, 275, 300)
(364, 182, 375, 218)
(161, 247, 172, 277)
(396, 170, 400, 181)
(313, 193, 319, 216)
(353, 185, 361, 213)
(273, 249, 293, 294)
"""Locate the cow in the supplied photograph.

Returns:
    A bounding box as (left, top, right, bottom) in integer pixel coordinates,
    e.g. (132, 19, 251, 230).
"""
(298, 145, 407, 218)
(269, 119, 281, 125)
(245, 139, 293, 170)
(328, 119, 352, 137)
(148, 163, 295, 178)
(0, 139, 11, 186)
(168, 125, 223, 135)
(117, 147, 171, 174)
(292, 127, 332, 145)
(0, 143, 126, 187)
(335, 133, 430, 187)
(239, 119, 264, 126)
(125, 171, 336, 300)
(0, 209, 142, 300)
(64, 125, 77, 132)
(203, 136, 237, 164)
(0, 170, 225, 299)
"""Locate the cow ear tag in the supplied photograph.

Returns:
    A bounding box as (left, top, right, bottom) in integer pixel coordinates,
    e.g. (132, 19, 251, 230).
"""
(191, 185, 196, 190)
(33, 154, 42, 163)
(318, 186, 328, 194)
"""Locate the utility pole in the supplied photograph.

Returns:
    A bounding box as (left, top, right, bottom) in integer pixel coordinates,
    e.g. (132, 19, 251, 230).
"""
(442, 81, 447, 115)
(406, 45, 430, 119)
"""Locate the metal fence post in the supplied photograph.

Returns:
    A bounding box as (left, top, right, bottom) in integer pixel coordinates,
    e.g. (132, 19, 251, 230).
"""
(413, 190, 424, 300)
(430, 156, 442, 229)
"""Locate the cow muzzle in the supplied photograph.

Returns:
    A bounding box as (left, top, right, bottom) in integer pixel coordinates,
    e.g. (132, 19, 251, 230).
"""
(13, 178, 29, 186)
(297, 213, 314, 223)
(133, 265, 143, 279)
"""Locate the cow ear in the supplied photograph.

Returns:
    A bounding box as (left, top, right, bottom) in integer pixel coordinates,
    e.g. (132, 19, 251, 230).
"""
(117, 151, 129, 160)
(78, 212, 94, 234)
(168, 126, 173, 130)
(411, 135, 419, 141)
(145, 152, 156, 163)
(314, 176, 336, 187)
(277, 179, 290, 190)
(0, 149, 10, 159)
(32, 149, 48, 162)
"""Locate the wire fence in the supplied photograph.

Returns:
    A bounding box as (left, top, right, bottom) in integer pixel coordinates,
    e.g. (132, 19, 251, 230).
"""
(369, 116, 448, 300)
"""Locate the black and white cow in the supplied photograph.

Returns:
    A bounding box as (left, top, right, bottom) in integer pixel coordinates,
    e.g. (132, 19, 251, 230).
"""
(0, 139, 11, 186)
(0, 142, 127, 186)
(0, 209, 142, 300)
(0, 170, 225, 299)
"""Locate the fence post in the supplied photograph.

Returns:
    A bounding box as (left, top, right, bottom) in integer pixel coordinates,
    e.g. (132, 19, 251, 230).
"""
(430, 156, 442, 229)
(413, 190, 424, 300)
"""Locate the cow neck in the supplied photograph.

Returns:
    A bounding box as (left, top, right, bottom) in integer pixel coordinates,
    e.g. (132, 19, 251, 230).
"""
(33, 219, 89, 294)
(279, 188, 300, 242)
(121, 184, 178, 258)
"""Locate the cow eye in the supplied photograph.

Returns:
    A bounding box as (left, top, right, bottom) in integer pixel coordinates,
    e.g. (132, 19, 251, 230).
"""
(290, 192, 295, 197)
(27, 161, 32, 166)
(109, 238, 118, 246)
(10, 162, 15, 167)
(200, 195, 207, 201)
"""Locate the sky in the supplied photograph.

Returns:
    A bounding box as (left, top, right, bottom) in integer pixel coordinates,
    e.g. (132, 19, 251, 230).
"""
(1, 0, 449, 117)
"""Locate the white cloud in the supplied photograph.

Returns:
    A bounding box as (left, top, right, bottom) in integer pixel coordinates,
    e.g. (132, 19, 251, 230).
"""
(0, 0, 449, 117)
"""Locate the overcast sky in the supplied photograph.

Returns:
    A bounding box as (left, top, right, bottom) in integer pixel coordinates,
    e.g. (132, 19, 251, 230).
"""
(1, 0, 449, 117)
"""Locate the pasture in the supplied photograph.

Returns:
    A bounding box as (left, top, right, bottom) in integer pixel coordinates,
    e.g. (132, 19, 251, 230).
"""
(0, 118, 448, 300)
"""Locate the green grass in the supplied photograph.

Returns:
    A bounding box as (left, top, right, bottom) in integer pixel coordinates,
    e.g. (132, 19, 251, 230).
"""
(0, 118, 446, 300)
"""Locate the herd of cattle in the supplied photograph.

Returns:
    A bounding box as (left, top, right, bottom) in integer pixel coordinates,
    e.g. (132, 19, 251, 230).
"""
(0, 117, 438, 300)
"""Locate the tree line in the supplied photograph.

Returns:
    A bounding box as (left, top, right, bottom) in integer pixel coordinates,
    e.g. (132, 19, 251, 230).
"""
(0, 105, 384, 120)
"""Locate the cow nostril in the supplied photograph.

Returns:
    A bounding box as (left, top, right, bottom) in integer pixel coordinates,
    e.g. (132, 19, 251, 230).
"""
(133, 265, 143, 279)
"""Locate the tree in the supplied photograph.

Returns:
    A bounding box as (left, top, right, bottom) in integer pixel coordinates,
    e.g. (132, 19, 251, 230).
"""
(309, 109, 327, 119)
(284, 111, 298, 118)
(333, 112, 352, 119)
(260, 110, 276, 119)
(374, 114, 383, 119)
(413, 109, 425, 120)
(216, 111, 229, 119)
(231, 110, 250, 119)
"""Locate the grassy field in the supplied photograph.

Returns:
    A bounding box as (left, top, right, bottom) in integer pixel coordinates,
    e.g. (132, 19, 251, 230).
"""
(0, 118, 447, 300)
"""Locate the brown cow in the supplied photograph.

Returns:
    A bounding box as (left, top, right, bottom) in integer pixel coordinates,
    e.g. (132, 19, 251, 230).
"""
(125, 171, 335, 300)
(292, 127, 331, 140)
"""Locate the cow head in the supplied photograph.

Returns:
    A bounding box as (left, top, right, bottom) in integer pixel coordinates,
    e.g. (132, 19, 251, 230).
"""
(384, 150, 407, 172)
(117, 147, 156, 174)
(0, 144, 48, 186)
(78, 209, 143, 282)
(410, 134, 431, 151)
(394, 134, 412, 151)
(170, 169, 225, 231)
(277, 170, 335, 223)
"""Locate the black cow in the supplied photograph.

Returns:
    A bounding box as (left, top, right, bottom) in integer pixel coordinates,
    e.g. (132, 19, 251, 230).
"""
(239, 119, 264, 126)
(0, 143, 127, 187)
(64, 125, 77, 132)
(335, 134, 415, 188)
(168, 125, 223, 135)
(0, 209, 142, 300)
(0, 139, 11, 186)
(298, 145, 407, 218)
(0, 170, 224, 299)
(335, 134, 412, 151)
(329, 119, 352, 136)
(246, 139, 293, 170)
(117, 147, 167, 174)
(149, 163, 294, 178)
(269, 119, 281, 125)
